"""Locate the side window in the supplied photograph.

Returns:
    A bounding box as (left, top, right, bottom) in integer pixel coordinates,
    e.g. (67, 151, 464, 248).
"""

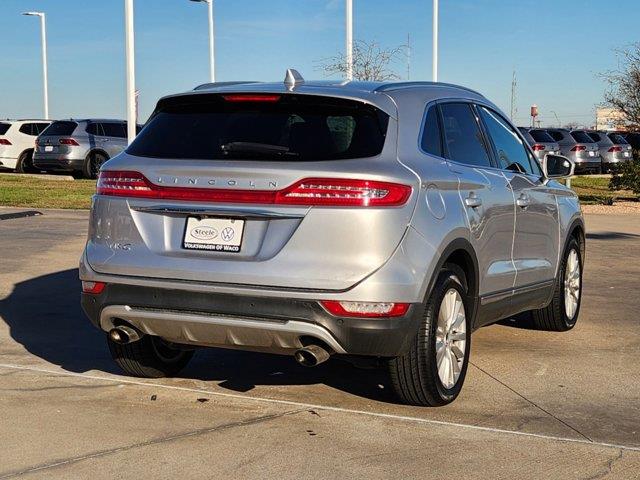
(548, 131, 564, 142)
(439, 103, 491, 167)
(102, 123, 127, 138)
(86, 123, 102, 136)
(420, 105, 443, 156)
(19, 123, 34, 135)
(34, 123, 49, 135)
(478, 106, 541, 176)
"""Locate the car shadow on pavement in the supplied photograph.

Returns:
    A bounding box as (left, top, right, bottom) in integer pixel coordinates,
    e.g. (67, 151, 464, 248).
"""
(0, 268, 397, 403)
(586, 231, 640, 240)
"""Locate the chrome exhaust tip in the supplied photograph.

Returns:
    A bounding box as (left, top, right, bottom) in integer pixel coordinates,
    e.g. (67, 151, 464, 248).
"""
(108, 325, 142, 345)
(294, 344, 331, 367)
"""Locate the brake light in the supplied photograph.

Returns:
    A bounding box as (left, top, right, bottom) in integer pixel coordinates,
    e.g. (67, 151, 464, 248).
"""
(608, 146, 622, 152)
(0, 139, 11, 145)
(82, 281, 105, 294)
(222, 94, 281, 103)
(97, 171, 412, 207)
(571, 145, 586, 152)
(320, 300, 410, 318)
(59, 138, 79, 146)
(532, 144, 546, 151)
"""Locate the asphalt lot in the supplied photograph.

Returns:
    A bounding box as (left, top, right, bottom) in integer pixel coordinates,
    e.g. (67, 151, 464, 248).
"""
(1, 207, 639, 479)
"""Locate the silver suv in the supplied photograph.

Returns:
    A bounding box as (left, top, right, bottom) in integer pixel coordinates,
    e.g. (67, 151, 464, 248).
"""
(80, 71, 585, 406)
(33, 119, 132, 178)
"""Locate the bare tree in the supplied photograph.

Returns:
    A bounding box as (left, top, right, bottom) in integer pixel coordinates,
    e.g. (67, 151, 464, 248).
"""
(318, 40, 405, 81)
(600, 43, 640, 127)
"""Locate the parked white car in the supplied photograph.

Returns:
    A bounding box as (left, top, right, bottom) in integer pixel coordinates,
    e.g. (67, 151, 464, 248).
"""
(0, 120, 51, 172)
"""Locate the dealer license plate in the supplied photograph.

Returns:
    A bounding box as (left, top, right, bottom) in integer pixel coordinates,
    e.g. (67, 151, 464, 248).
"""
(183, 216, 245, 253)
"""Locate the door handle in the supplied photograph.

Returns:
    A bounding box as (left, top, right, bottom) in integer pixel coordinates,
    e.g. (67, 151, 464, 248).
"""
(516, 194, 531, 208)
(464, 194, 482, 208)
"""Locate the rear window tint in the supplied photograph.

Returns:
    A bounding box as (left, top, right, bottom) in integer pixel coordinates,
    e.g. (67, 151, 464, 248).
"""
(529, 130, 555, 143)
(127, 94, 389, 161)
(608, 133, 628, 144)
(42, 121, 78, 136)
(420, 106, 443, 156)
(19, 124, 34, 135)
(570, 131, 593, 143)
(0, 123, 10, 135)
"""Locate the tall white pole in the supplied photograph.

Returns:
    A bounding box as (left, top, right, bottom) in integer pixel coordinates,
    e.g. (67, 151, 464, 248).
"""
(124, 0, 136, 144)
(345, 0, 353, 81)
(208, 0, 215, 82)
(40, 14, 49, 120)
(432, 0, 438, 82)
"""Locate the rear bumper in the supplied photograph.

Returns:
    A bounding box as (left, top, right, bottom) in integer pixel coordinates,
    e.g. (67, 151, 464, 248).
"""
(573, 157, 601, 172)
(0, 156, 18, 169)
(33, 155, 84, 171)
(81, 283, 421, 357)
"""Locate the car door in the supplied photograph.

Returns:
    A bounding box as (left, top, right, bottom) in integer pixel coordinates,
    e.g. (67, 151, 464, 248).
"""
(438, 102, 516, 320)
(477, 105, 559, 304)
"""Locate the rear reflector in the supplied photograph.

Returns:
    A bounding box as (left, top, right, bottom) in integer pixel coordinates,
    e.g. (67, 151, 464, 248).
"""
(571, 145, 586, 152)
(82, 281, 105, 294)
(608, 146, 622, 152)
(0, 139, 11, 145)
(97, 171, 412, 207)
(532, 144, 545, 151)
(320, 300, 410, 318)
(59, 138, 79, 146)
(222, 94, 281, 103)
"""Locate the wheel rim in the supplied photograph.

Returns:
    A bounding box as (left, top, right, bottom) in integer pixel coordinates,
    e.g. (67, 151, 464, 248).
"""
(564, 248, 581, 321)
(90, 155, 105, 177)
(435, 288, 467, 389)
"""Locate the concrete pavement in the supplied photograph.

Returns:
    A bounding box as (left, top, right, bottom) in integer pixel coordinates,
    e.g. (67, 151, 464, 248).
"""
(1, 207, 639, 479)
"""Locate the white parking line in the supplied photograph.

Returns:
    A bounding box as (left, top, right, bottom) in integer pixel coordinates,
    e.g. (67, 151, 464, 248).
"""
(1, 361, 639, 454)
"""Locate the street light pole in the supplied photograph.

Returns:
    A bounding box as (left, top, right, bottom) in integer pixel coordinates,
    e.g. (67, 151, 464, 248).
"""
(22, 12, 49, 119)
(124, 0, 137, 144)
(345, 0, 353, 81)
(432, 0, 438, 82)
(190, 0, 216, 83)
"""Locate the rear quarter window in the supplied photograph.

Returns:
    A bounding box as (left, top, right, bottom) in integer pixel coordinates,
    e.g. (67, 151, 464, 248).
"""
(127, 94, 389, 161)
(0, 123, 11, 135)
(41, 121, 78, 136)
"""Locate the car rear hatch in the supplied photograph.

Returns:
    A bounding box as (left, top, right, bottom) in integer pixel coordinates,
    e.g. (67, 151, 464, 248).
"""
(570, 131, 600, 160)
(85, 92, 418, 291)
(35, 121, 79, 156)
(0, 122, 12, 161)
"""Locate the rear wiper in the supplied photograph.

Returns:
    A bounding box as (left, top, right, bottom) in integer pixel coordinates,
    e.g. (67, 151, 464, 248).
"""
(220, 142, 298, 158)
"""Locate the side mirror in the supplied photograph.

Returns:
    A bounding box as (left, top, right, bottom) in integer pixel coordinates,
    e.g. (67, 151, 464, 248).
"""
(544, 154, 574, 179)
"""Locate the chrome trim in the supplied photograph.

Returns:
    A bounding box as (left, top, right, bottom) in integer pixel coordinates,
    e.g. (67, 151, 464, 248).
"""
(129, 205, 305, 220)
(99, 305, 347, 354)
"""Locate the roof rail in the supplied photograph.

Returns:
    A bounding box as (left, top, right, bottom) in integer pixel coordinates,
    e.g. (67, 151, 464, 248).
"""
(193, 81, 261, 91)
(375, 81, 485, 97)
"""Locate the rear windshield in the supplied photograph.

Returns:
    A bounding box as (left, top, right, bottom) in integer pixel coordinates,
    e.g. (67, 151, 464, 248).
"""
(570, 131, 594, 143)
(0, 123, 10, 135)
(529, 129, 554, 143)
(127, 94, 389, 161)
(41, 121, 78, 136)
(608, 133, 628, 144)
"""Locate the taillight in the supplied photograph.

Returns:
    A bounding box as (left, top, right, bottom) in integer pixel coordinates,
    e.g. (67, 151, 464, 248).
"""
(608, 146, 622, 152)
(276, 178, 411, 206)
(97, 171, 412, 207)
(571, 145, 586, 152)
(222, 94, 281, 102)
(0, 139, 11, 145)
(320, 300, 410, 318)
(59, 138, 79, 146)
(82, 281, 105, 294)
(532, 144, 546, 151)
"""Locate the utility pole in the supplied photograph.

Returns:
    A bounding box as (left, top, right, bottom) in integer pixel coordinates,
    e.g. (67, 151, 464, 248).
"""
(22, 12, 49, 119)
(432, 0, 438, 81)
(345, 0, 353, 81)
(510, 69, 517, 121)
(124, 0, 137, 144)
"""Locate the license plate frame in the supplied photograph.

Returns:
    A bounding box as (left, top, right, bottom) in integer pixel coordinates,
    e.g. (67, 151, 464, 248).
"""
(183, 216, 245, 253)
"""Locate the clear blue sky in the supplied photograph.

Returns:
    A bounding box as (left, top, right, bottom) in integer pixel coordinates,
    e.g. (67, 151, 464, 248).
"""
(0, 0, 636, 126)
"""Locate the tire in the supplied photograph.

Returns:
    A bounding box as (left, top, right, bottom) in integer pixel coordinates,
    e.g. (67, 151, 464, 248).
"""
(532, 237, 582, 332)
(82, 152, 108, 179)
(389, 268, 471, 406)
(107, 334, 194, 378)
(15, 150, 37, 174)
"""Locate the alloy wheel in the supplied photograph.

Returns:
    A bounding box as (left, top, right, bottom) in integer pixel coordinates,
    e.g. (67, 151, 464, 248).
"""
(435, 288, 467, 389)
(564, 248, 581, 320)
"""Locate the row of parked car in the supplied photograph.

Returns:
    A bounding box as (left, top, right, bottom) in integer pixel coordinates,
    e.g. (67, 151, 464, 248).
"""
(518, 127, 636, 174)
(0, 118, 135, 178)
